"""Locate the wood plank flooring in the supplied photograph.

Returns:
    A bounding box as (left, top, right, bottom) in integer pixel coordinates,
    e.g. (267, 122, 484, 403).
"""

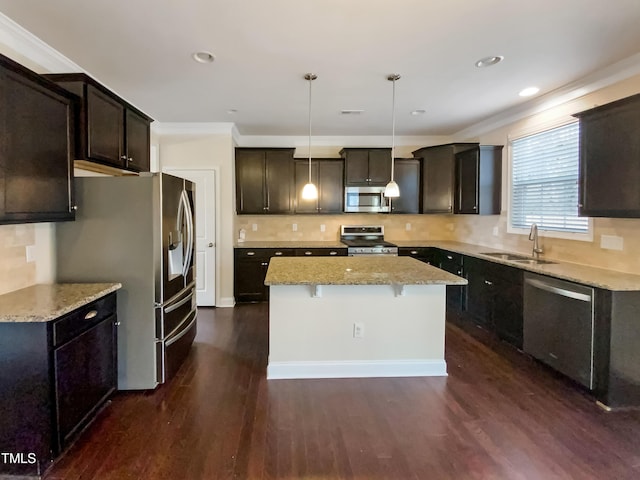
(45, 304, 640, 479)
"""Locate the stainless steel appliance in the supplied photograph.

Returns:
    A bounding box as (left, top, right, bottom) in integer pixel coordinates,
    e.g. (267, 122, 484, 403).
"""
(344, 186, 390, 213)
(340, 225, 398, 256)
(56, 173, 196, 390)
(523, 272, 594, 389)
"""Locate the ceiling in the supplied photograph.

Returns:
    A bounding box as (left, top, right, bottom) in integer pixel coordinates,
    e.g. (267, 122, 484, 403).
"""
(1, 0, 639, 136)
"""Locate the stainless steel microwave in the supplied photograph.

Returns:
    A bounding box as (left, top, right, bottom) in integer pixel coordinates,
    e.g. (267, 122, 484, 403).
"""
(344, 186, 390, 213)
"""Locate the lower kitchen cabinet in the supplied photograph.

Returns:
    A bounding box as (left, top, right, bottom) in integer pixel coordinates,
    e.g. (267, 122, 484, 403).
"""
(464, 256, 523, 348)
(398, 247, 437, 265)
(0, 292, 117, 477)
(435, 249, 466, 313)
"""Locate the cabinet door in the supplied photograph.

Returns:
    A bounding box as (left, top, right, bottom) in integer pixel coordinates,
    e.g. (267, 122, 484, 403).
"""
(420, 146, 455, 213)
(318, 160, 344, 213)
(125, 109, 150, 172)
(234, 257, 269, 302)
(235, 150, 266, 214)
(54, 315, 117, 450)
(437, 250, 465, 312)
(0, 66, 74, 223)
(492, 275, 523, 348)
(294, 160, 319, 213)
(464, 257, 491, 325)
(455, 148, 480, 214)
(344, 150, 370, 185)
(391, 159, 420, 213)
(86, 85, 125, 167)
(578, 95, 640, 217)
(265, 150, 293, 213)
(367, 149, 392, 185)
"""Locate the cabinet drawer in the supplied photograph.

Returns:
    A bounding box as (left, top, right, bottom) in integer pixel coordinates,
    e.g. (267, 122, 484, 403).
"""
(53, 293, 117, 347)
(234, 248, 295, 260)
(295, 248, 347, 257)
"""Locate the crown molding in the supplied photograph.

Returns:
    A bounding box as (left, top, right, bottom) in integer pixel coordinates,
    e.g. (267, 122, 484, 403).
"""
(454, 52, 640, 140)
(152, 122, 236, 136)
(0, 12, 82, 73)
(235, 135, 451, 148)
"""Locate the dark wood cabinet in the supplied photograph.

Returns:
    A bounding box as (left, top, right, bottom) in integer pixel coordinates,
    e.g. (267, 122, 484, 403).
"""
(44, 73, 153, 173)
(294, 159, 344, 213)
(234, 247, 346, 302)
(341, 148, 392, 186)
(0, 53, 75, 224)
(434, 250, 465, 312)
(464, 256, 523, 348)
(455, 145, 503, 215)
(574, 93, 640, 217)
(412, 143, 478, 213)
(236, 148, 295, 214)
(398, 247, 437, 265)
(390, 159, 421, 214)
(0, 292, 117, 477)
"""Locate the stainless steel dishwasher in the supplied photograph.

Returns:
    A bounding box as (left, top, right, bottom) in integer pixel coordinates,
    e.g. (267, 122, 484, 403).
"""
(523, 272, 594, 389)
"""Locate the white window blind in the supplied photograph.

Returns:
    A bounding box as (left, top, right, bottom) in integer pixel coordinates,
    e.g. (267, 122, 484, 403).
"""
(510, 122, 588, 233)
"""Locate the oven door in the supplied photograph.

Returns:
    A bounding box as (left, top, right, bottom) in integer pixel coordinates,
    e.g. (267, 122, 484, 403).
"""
(344, 186, 390, 213)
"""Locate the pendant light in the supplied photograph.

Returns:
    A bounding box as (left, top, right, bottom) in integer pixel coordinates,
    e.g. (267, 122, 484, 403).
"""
(384, 74, 401, 198)
(301, 73, 318, 200)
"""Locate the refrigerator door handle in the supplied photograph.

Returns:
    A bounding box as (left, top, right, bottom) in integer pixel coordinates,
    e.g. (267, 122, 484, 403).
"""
(181, 189, 194, 278)
(164, 290, 194, 314)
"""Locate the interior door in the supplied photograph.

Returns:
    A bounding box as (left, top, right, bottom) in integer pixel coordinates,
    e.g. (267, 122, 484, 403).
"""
(163, 168, 217, 306)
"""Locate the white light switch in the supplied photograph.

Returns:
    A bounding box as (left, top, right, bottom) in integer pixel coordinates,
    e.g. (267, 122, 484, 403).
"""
(25, 245, 36, 263)
(405, 223, 412, 231)
(252, 223, 258, 232)
(600, 234, 623, 251)
(292, 223, 298, 232)
(493, 226, 500, 236)
(320, 224, 326, 232)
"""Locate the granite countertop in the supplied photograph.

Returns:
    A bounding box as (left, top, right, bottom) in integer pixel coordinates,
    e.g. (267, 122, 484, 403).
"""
(264, 256, 467, 286)
(0, 283, 122, 323)
(236, 241, 346, 249)
(390, 240, 640, 291)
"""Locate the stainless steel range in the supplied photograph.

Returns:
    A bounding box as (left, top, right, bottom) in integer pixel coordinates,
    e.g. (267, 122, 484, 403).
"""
(340, 225, 398, 256)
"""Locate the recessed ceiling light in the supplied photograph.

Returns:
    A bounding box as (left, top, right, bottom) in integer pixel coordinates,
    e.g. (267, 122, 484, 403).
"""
(341, 110, 364, 115)
(475, 55, 504, 68)
(192, 51, 215, 64)
(519, 86, 540, 97)
(411, 109, 426, 116)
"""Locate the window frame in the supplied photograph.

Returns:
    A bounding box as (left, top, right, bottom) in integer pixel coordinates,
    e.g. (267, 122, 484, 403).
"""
(506, 118, 593, 242)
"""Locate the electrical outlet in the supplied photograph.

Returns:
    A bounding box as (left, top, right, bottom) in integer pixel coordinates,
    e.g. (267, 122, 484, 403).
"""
(252, 223, 258, 232)
(292, 223, 298, 232)
(353, 322, 365, 339)
(320, 224, 326, 232)
(25, 245, 36, 263)
(601, 234, 623, 251)
(405, 222, 412, 231)
(493, 226, 499, 236)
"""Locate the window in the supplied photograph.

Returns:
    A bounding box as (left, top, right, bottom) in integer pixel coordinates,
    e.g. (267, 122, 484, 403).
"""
(510, 121, 589, 235)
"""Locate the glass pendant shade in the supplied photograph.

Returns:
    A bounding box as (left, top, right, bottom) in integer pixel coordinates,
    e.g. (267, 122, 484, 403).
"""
(303, 73, 318, 201)
(384, 180, 400, 198)
(302, 182, 318, 200)
(385, 74, 401, 199)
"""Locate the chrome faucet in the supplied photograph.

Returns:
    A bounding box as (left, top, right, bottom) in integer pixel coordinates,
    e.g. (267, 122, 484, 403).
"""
(529, 223, 543, 258)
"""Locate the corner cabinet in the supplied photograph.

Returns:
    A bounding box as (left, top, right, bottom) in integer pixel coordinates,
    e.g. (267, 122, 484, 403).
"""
(294, 159, 344, 213)
(236, 148, 295, 214)
(44, 73, 153, 173)
(412, 143, 479, 214)
(0, 53, 76, 224)
(0, 292, 118, 478)
(574, 93, 640, 217)
(340, 148, 392, 186)
(454, 145, 503, 215)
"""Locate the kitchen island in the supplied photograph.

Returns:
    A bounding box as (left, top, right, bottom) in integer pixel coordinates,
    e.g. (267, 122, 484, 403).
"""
(264, 256, 467, 380)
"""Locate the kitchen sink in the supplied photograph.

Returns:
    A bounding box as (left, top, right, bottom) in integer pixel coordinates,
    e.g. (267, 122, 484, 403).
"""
(480, 252, 557, 265)
(512, 258, 557, 265)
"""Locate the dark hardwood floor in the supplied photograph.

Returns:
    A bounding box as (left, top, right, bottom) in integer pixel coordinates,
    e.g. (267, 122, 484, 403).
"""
(45, 305, 640, 480)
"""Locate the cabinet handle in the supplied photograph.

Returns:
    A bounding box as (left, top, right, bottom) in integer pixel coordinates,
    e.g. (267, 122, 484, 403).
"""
(329, 251, 337, 255)
(578, 203, 583, 208)
(446, 255, 453, 260)
(473, 205, 477, 210)
(69, 205, 78, 212)
(84, 310, 98, 320)
(457, 269, 462, 275)
(115, 321, 121, 326)
(318, 207, 322, 211)
(410, 250, 418, 254)
(246, 251, 255, 256)
(484, 280, 493, 285)
(120, 155, 127, 161)
(263, 206, 268, 211)
(275, 252, 283, 256)
(128, 157, 134, 163)
(261, 262, 268, 266)
(304, 251, 312, 255)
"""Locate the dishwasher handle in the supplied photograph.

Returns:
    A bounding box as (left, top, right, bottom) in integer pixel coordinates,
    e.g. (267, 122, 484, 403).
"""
(525, 277, 591, 302)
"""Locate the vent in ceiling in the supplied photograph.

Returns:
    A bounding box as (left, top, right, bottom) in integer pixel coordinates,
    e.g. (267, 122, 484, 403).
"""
(340, 109, 364, 115)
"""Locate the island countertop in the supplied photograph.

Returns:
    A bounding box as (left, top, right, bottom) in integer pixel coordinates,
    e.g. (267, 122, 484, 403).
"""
(0, 283, 122, 323)
(264, 256, 467, 286)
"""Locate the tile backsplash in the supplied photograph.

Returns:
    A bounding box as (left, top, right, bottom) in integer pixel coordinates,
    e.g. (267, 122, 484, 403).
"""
(0, 224, 36, 295)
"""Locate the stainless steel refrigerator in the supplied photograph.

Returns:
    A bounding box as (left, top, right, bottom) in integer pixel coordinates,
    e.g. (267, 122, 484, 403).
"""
(56, 173, 196, 390)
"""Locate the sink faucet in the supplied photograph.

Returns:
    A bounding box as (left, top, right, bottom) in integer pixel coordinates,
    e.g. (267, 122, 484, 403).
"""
(529, 223, 543, 258)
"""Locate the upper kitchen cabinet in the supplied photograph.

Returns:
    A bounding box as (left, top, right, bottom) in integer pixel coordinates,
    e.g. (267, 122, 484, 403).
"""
(294, 159, 344, 213)
(412, 143, 478, 214)
(236, 148, 295, 214)
(340, 148, 391, 186)
(454, 145, 503, 215)
(0, 53, 76, 224)
(44, 73, 153, 174)
(390, 158, 421, 214)
(574, 93, 640, 217)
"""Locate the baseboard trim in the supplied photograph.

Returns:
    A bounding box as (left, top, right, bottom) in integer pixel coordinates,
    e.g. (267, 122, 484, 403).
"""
(267, 359, 447, 380)
(217, 296, 235, 308)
